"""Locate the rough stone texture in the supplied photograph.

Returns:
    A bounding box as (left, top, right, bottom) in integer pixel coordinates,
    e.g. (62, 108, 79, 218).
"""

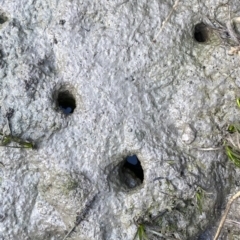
(0, 0, 240, 239)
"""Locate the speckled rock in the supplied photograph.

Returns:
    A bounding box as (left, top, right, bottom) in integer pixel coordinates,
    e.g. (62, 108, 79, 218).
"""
(0, 0, 240, 239)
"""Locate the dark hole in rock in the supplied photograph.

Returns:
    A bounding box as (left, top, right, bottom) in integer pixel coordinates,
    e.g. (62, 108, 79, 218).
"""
(194, 23, 209, 43)
(121, 155, 144, 189)
(57, 91, 76, 115)
(0, 15, 7, 24)
(59, 19, 66, 25)
(0, 213, 5, 222)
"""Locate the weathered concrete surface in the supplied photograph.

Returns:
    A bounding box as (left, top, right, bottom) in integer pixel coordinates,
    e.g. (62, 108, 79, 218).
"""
(0, 0, 240, 239)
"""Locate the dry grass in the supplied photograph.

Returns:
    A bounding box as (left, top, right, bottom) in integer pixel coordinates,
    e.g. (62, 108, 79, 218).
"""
(214, 191, 240, 240)
(214, 123, 240, 238)
(153, 0, 181, 42)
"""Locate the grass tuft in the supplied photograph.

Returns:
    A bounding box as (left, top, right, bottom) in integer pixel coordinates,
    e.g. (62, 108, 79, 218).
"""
(133, 224, 149, 240)
(225, 116, 240, 168)
(215, 99, 240, 236)
(225, 146, 240, 167)
(196, 187, 205, 214)
(0, 132, 34, 149)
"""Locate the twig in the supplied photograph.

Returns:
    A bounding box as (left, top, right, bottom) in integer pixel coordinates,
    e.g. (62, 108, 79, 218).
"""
(147, 229, 164, 237)
(192, 147, 222, 151)
(153, 0, 180, 42)
(214, 191, 240, 240)
(62, 193, 97, 240)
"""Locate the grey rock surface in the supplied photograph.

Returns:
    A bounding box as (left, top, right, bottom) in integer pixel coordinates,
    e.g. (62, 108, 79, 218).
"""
(0, 0, 240, 239)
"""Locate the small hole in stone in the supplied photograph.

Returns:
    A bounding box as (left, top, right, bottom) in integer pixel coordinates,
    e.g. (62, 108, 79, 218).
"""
(121, 155, 144, 189)
(0, 13, 8, 25)
(57, 91, 76, 115)
(59, 20, 66, 25)
(0, 18, 5, 24)
(194, 23, 209, 43)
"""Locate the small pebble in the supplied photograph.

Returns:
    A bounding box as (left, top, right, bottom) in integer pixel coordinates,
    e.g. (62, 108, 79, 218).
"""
(181, 124, 196, 145)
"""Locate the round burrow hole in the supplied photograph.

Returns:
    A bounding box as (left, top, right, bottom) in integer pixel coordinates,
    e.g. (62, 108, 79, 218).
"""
(120, 155, 144, 189)
(0, 12, 8, 25)
(57, 90, 76, 115)
(0, 17, 6, 24)
(194, 23, 209, 43)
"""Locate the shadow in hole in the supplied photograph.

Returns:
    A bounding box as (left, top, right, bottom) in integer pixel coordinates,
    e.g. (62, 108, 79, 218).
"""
(123, 155, 144, 183)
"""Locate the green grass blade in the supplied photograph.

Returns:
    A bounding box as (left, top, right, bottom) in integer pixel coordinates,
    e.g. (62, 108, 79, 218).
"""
(236, 98, 240, 108)
(226, 146, 240, 167)
(133, 224, 149, 240)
